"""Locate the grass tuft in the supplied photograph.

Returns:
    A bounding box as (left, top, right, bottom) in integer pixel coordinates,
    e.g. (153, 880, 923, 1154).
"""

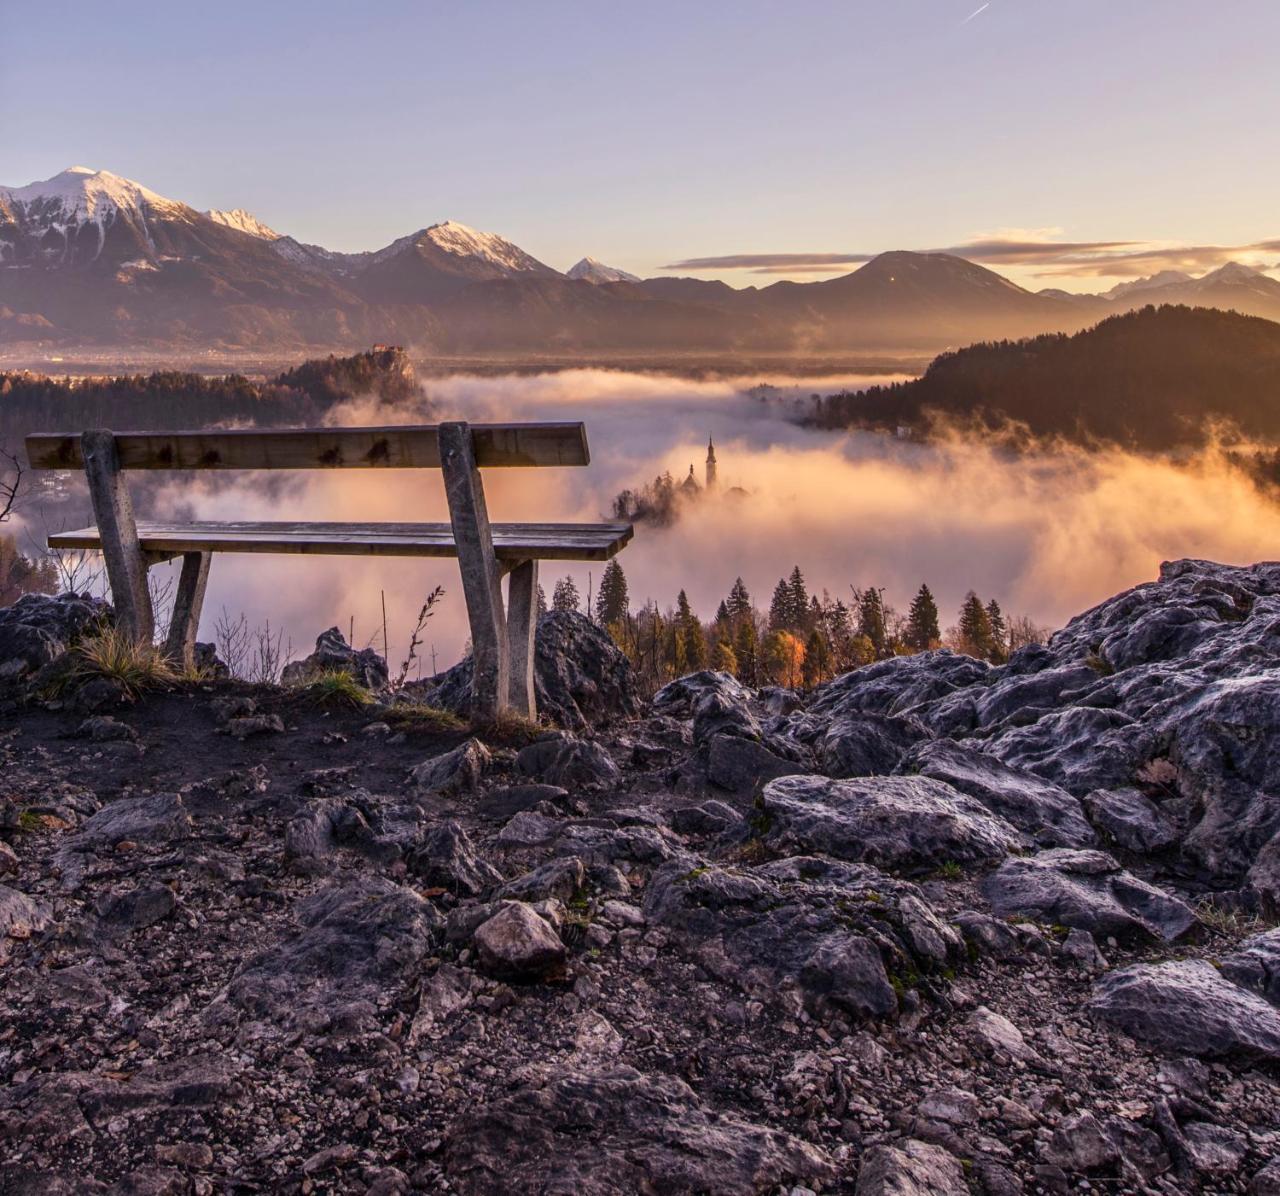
(298, 669, 375, 709)
(384, 702, 466, 734)
(75, 628, 177, 698)
(472, 709, 543, 744)
(1196, 897, 1277, 938)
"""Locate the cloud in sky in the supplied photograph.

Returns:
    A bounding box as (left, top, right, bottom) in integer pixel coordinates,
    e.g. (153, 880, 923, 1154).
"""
(664, 231, 1280, 280)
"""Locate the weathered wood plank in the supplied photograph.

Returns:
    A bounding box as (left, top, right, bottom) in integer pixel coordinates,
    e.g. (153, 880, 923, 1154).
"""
(439, 422, 509, 719)
(81, 430, 154, 643)
(49, 521, 634, 562)
(27, 423, 589, 471)
(163, 551, 211, 667)
(506, 559, 538, 719)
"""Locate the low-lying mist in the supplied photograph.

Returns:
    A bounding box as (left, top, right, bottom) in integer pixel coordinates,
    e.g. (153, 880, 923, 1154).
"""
(132, 369, 1280, 673)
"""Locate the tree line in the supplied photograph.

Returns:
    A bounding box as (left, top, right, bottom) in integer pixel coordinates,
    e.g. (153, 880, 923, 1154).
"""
(542, 560, 1049, 693)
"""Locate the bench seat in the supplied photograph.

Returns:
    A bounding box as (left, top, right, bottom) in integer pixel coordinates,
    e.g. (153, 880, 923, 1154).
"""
(49, 520, 634, 562)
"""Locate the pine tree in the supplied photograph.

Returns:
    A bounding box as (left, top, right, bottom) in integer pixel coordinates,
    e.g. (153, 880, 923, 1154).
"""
(985, 599, 1009, 663)
(714, 599, 730, 626)
(788, 566, 809, 632)
(733, 618, 759, 685)
(726, 577, 752, 624)
(856, 587, 888, 656)
(536, 583, 548, 617)
(905, 583, 941, 651)
(675, 590, 707, 670)
(958, 592, 995, 660)
(768, 578, 792, 631)
(595, 560, 629, 625)
(552, 576, 581, 613)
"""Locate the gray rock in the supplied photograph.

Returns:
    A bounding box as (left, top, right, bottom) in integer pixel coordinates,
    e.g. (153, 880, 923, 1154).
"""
(670, 799, 740, 835)
(281, 625, 388, 689)
(434, 611, 638, 728)
(63, 793, 192, 855)
(820, 711, 931, 779)
(75, 716, 138, 743)
(0, 884, 52, 941)
(1220, 928, 1280, 1006)
(1182, 1122, 1248, 1174)
(95, 884, 176, 933)
(224, 713, 285, 740)
(1060, 927, 1108, 971)
(706, 733, 804, 794)
(408, 738, 490, 797)
(981, 849, 1196, 942)
(517, 734, 620, 789)
(1089, 959, 1280, 1061)
(808, 650, 991, 722)
(1043, 1110, 1118, 1173)
(908, 739, 1095, 848)
(444, 1065, 834, 1195)
(692, 687, 761, 746)
(495, 810, 561, 849)
(1083, 787, 1179, 853)
(759, 774, 1020, 875)
(214, 876, 442, 1031)
(406, 821, 501, 896)
(653, 670, 751, 719)
(856, 1138, 969, 1196)
(498, 856, 586, 904)
(472, 902, 566, 980)
(1252, 1158, 1280, 1195)
(646, 854, 962, 1019)
(0, 591, 111, 675)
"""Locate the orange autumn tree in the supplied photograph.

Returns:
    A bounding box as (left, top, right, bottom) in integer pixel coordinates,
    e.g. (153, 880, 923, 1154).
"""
(763, 629, 805, 689)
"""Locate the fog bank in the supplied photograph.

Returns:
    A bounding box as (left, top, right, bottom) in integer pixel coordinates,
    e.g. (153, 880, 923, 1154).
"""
(135, 369, 1280, 673)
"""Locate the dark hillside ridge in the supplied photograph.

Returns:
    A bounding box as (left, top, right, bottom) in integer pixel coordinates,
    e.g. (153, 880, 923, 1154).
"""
(813, 305, 1280, 450)
(0, 346, 422, 451)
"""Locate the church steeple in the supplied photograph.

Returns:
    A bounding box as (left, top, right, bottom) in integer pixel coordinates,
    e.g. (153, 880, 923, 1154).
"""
(705, 435, 718, 490)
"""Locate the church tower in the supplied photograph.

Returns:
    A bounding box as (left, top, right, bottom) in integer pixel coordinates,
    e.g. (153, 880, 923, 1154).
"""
(705, 435, 718, 490)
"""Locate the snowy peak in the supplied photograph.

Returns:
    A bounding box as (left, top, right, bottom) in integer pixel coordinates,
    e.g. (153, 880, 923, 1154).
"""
(206, 207, 281, 240)
(567, 256, 641, 284)
(1194, 261, 1263, 288)
(1105, 270, 1195, 300)
(0, 166, 185, 225)
(418, 220, 553, 275)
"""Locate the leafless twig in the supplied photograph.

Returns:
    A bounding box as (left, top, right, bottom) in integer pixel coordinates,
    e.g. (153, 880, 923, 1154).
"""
(393, 585, 445, 689)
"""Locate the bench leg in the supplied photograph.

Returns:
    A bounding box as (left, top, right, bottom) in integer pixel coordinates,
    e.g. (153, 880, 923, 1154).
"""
(439, 421, 509, 721)
(82, 429, 154, 643)
(164, 551, 212, 669)
(506, 559, 538, 719)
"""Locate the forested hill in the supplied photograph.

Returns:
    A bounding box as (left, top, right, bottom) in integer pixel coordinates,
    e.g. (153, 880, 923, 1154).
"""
(812, 305, 1280, 450)
(0, 346, 421, 451)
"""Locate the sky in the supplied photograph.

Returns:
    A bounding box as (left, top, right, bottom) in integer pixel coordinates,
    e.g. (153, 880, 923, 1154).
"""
(3, 0, 1279, 289)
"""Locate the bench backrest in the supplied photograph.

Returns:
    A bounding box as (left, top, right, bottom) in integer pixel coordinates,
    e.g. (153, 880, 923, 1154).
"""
(25, 422, 589, 471)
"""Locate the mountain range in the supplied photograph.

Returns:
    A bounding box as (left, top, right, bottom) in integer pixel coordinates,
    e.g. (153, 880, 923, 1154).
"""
(4, 166, 1280, 354)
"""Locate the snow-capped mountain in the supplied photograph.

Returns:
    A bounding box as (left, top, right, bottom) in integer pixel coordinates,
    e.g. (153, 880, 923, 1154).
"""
(0, 166, 191, 267)
(1105, 270, 1194, 300)
(4, 164, 1279, 354)
(567, 256, 641, 284)
(205, 207, 281, 240)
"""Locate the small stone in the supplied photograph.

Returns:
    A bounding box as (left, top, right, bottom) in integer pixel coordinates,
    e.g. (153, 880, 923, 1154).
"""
(1043, 1111, 1118, 1172)
(473, 902, 567, 980)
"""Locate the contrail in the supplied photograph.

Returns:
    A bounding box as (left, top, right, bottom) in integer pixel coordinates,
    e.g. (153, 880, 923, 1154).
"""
(962, 2, 990, 22)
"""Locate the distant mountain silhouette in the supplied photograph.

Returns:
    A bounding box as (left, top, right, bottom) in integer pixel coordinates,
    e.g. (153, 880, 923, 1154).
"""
(813, 305, 1280, 450)
(6, 167, 1280, 358)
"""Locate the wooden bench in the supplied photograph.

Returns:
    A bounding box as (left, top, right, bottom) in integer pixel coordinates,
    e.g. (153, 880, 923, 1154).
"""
(25, 422, 633, 719)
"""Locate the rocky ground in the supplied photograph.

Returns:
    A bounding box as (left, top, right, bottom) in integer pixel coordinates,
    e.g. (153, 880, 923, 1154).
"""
(0, 561, 1278, 1194)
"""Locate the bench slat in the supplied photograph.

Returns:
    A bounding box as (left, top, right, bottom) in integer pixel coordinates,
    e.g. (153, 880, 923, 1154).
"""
(48, 520, 633, 563)
(25, 423, 590, 471)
